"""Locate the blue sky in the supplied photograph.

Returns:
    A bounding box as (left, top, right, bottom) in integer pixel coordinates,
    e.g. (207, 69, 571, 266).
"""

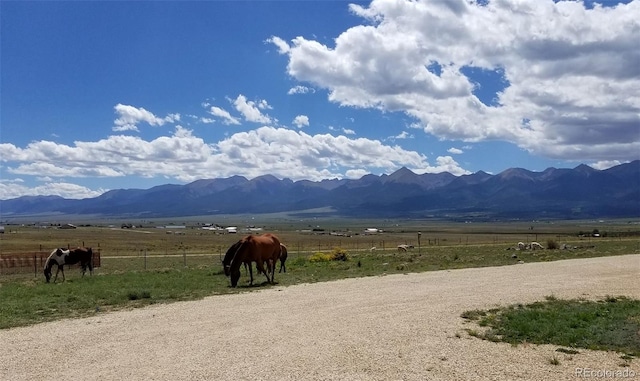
(1, 0, 639, 200)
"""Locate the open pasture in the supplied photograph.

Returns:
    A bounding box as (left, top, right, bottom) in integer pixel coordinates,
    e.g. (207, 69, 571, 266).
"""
(0, 218, 638, 328)
(2, 218, 637, 258)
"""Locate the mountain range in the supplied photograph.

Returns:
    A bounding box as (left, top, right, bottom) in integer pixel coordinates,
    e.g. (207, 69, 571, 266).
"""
(2, 161, 639, 220)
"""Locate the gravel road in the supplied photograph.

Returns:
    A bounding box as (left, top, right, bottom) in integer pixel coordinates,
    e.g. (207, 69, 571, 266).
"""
(2, 254, 639, 381)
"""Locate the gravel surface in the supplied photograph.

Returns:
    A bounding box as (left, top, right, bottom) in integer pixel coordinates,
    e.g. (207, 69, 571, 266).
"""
(2, 254, 639, 381)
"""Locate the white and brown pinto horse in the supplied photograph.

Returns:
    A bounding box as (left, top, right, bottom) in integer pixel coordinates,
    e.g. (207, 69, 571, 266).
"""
(44, 247, 94, 283)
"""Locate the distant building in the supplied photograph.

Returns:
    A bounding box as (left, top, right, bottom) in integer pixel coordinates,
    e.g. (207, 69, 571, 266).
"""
(59, 224, 77, 229)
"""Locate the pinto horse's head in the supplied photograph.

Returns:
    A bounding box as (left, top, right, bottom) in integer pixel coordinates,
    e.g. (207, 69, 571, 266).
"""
(43, 267, 52, 283)
(43, 248, 64, 283)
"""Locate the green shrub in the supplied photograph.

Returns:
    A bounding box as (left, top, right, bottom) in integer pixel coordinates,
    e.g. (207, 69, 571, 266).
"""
(309, 252, 334, 262)
(127, 290, 152, 300)
(330, 248, 348, 261)
(308, 248, 349, 262)
(546, 239, 560, 250)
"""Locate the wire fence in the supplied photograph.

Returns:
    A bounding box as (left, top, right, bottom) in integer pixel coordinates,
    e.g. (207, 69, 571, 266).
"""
(1, 234, 516, 276)
(0, 238, 424, 276)
(0, 250, 101, 276)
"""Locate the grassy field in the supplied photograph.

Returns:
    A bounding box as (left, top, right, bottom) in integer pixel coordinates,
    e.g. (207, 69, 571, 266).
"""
(1, 219, 639, 329)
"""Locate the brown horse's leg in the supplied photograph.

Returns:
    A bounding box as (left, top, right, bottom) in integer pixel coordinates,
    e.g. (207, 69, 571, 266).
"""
(255, 260, 266, 275)
(279, 258, 286, 273)
(248, 262, 254, 286)
(270, 259, 276, 284)
(264, 259, 274, 284)
(256, 259, 270, 283)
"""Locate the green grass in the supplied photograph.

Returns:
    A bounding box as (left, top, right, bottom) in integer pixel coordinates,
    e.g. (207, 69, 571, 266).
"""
(1, 235, 638, 330)
(0, 267, 234, 329)
(462, 296, 640, 357)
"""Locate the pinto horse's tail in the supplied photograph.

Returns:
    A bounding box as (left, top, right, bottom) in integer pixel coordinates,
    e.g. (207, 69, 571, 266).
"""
(86, 247, 94, 275)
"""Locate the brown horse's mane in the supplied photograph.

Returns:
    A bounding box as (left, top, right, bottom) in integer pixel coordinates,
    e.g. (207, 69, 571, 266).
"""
(222, 240, 243, 277)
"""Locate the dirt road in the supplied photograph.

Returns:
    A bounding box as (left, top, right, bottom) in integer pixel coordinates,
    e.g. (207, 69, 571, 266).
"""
(2, 254, 639, 380)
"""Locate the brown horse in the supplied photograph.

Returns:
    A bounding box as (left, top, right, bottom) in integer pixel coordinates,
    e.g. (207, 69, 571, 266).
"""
(224, 233, 281, 287)
(44, 247, 94, 283)
(223, 240, 288, 284)
(279, 243, 288, 273)
(222, 240, 266, 286)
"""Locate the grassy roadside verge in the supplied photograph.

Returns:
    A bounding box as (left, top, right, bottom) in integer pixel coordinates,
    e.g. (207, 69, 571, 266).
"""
(0, 267, 235, 329)
(462, 296, 640, 361)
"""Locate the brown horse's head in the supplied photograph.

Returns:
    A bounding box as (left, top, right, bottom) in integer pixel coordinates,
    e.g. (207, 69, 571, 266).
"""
(230, 268, 241, 287)
(222, 240, 242, 278)
(227, 240, 249, 287)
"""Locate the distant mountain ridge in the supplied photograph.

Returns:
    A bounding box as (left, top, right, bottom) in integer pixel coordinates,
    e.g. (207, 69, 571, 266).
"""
(1, 161, 639, 220)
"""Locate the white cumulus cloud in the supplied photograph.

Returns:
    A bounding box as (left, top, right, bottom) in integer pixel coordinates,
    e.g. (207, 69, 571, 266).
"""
(271, 0, 640, 164)
(208, 106, 241, 125)
(232, 95, 275, 124)
(292, 115, 310, 128)
(113, 104, 179, 132)
(288, 85, 315, 95)
(0, 126, 471, 198)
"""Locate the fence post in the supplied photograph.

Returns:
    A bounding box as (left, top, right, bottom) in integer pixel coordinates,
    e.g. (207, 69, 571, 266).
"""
(34, 254, 37, 278)
(183, 248, 187, 267)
